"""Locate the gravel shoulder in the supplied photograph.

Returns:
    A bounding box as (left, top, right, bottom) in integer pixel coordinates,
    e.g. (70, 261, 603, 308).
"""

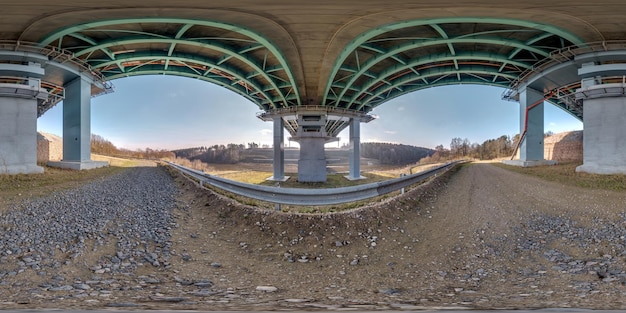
(1, 163, 625, 310)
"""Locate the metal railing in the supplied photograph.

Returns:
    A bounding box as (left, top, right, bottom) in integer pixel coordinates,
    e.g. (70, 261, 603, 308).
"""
(166, 161, 459, 206)
(502, 40, 626, 100)
(257, 105, 376, 122)
(0, 40, 114, 95)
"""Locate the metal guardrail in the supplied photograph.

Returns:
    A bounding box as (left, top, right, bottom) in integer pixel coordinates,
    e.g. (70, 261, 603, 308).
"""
(166, 161, 459, 206)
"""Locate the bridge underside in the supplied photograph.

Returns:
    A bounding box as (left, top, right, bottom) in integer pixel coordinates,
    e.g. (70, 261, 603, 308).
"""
(1, 2, 626, 178)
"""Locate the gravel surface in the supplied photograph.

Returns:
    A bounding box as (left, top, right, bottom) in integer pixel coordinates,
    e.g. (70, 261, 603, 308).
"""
(1, 163, 626, 310)
(0, 166, 177, 283)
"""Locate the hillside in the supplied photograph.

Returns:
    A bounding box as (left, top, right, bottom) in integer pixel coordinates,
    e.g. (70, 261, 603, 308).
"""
(172, 143, 434, 166)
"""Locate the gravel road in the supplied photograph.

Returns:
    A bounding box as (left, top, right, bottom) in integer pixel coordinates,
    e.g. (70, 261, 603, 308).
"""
(0, 163, 625, 310)
(0, 166, 177, 281)
(411, 163, 626, 308)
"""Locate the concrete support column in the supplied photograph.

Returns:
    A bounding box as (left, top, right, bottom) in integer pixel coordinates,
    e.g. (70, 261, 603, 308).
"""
(576, 96, 626, 174)
(293, 113, 328, 182)
(257, 107, 375, 182)
(575, 62, 626, 174)
(48, 77, 108, 170)
(0, 62, 46, 174)
(346, 118, 365, 180)
(297, 137, 327, 182)
(503, 87, 555, 167)
(63, 77, 91, 162)
(268, 117, 288, 181)
(0, 97, 44, 174)
(519, 87, 545, 162)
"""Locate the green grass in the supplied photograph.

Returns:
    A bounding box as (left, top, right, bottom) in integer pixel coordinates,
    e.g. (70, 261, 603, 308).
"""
(92, 154, 156, 167)
(218, 171, 392, 188)
(0, 166, 124, 192)
(495, 162, 626, 191)
(218, 171, 273, 184)
(0, 166, 126, 208)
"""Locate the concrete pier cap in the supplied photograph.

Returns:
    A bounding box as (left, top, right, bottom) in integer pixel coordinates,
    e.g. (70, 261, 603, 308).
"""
(258, 106, 375, 182)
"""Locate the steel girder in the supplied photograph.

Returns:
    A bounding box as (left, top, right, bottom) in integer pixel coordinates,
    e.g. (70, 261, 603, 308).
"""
(323, 17, 584, 113)
(39, 18, 300, 110)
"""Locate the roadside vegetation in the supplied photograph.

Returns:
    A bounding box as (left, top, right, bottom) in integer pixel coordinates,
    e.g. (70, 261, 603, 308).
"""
(496, 162, 626, 191)
(0, 166, 124, 210)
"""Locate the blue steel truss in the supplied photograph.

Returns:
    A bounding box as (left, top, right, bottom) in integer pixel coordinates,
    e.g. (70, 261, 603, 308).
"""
(39, 18, 300, 110)
(323, 17, 584, 115)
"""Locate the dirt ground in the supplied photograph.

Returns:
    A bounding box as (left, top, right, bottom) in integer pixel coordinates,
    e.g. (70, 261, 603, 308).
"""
(160, 162, 626, 310)
(2, 162, 626, 310)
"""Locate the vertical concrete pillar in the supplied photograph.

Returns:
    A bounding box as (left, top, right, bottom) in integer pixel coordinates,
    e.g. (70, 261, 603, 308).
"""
(0, 97, 44, 174)
(575, 62, 626, 174)
(503, 87, 555, 167)
(0, 63, 45, 174)
(63, 77, 91, 162)
(576, 97, 626, 174)
(519, 87, 545, 162)
(293, 113, 328, 182)
(346, 118, 364, 180)
(269, 117, 288, 181)
(298, 137, 327, 182)
(48, 77, 108, 170)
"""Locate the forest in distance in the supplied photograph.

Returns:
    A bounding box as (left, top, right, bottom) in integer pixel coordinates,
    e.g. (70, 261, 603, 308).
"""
(91, 133, 520, 166)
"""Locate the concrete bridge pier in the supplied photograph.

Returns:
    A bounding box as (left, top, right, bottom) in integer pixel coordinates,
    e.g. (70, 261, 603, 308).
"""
(346, 118, 365, 180)
(292, 113, 332, 182)
(261, 107, 374, 182)
(575, 62, 626, 174)
(0, 63, 46, 174)
(504, 87, 556, 167)
(268, 117, 288, 181)
(48, 77, 108, 170)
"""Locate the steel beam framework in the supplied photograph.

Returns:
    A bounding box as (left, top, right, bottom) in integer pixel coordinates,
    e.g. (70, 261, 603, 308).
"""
(39, 18, 300, 110)
(323, 17, 584, 114)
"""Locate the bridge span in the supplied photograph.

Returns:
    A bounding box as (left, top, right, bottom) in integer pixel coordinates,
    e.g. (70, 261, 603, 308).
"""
(1, 1, 626, 180)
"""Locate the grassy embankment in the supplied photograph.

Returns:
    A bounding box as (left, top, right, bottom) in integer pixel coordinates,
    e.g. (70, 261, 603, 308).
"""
(0, 155, 154, 210)
(495, 161, 626, 191)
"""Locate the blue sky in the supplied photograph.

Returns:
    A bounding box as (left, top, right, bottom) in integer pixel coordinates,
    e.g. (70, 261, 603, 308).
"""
(37, 75, 583, 151)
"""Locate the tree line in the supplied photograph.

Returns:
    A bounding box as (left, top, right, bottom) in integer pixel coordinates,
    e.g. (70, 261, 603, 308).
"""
(419, 134, 520, 164)
(91, 134, 175, 160)
(360, 142, 434, 165)
(91, 132, 523, 167)
(172, 144, 244, 164)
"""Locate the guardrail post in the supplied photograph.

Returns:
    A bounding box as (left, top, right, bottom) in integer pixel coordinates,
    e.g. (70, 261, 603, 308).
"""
(274, 181, 281, 211)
